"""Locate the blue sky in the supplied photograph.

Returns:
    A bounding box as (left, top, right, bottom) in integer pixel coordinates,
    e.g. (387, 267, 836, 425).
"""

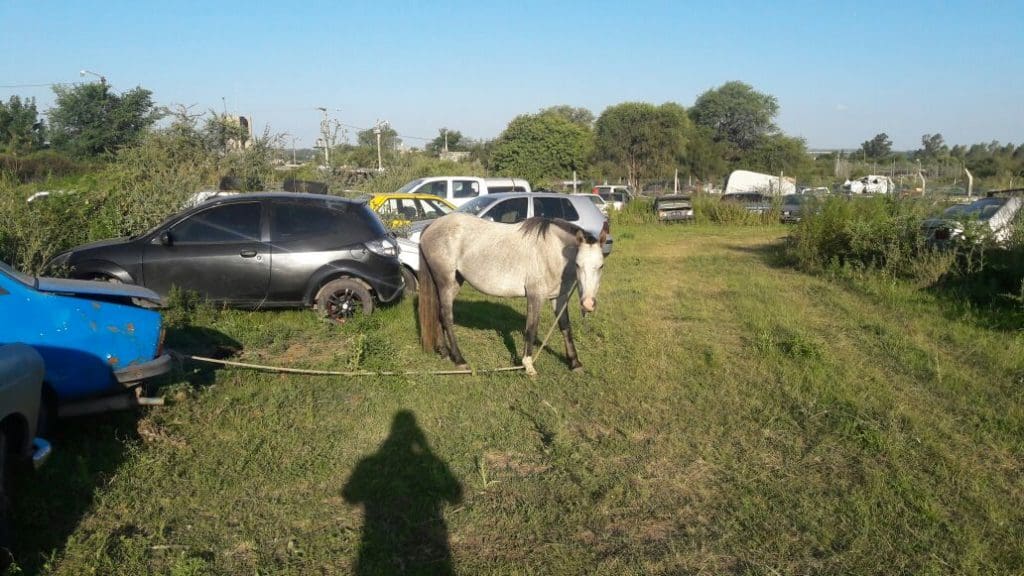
(2, 0, 1021, 150)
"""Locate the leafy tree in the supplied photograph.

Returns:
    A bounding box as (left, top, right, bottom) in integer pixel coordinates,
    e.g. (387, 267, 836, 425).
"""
(689, 81, 779, 155)
(860, 133, 892, 160)
(48, 83, 162, 158)
(746, 134, 812, 179)
(593, 102, 691, 190)
(490, 110, 593, 185)
(354, 125, 402, 168)
(426, 128, 466, 154)
(683, 127, 729, 184)
(918, 133, 948, 159)
(0, 96, 45, 153)
(539, 105, 594, 128)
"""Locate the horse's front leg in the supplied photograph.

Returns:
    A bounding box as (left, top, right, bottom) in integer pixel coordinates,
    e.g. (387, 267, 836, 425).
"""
(553, 294, 583, 372)
(521, 294, 542, 376)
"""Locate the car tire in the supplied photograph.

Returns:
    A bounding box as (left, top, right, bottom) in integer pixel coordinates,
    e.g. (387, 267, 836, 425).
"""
(87, 274, 160, 309)
(400, 267, 417, 295)
(316, 278, 373, 323)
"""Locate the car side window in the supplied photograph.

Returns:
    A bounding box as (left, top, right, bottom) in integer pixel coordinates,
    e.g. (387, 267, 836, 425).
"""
(453, 180, 480, 199)
(485, 197, 528, 224)
(427, 181, 447, 198)
(534, 197, 579, 221)
(272, 202, 346, 240)
(171, 203, 261, 243)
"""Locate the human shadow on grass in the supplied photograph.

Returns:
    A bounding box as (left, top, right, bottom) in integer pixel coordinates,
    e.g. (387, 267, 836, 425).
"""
(343, 410, 463, 575)
(9, 410, 140, 575)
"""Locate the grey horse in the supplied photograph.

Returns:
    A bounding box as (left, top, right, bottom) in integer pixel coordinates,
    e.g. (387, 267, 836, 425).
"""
(418, 213, 606, 374)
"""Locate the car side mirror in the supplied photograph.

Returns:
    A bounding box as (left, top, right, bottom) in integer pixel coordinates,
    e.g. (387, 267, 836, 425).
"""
(159, 231, 172, 246)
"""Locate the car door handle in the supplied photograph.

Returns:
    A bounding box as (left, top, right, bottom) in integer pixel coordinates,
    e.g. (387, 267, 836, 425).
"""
(240, 250, 258, 258)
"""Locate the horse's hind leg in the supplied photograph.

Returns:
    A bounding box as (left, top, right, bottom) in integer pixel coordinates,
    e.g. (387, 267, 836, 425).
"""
(438, 280, 467, 368)
(553, 296, 583, 372)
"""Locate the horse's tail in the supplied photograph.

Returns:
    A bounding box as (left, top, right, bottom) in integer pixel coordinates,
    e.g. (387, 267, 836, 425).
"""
(418, 251, 442, 353)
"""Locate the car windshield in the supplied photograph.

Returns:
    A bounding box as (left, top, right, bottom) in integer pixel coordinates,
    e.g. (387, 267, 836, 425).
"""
(951, 198, 1007, 220)
(456, 195, 500, 216)
(0, 261, 35, 287)
(583, 195, 603, 206)
(421, 198, 453, 218)
(397, 178, 427, 193)
(783, 195, 805, 206)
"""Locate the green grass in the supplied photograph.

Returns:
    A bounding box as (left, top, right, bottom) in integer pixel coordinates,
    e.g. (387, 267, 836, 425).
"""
(9, 223, 1023, 575)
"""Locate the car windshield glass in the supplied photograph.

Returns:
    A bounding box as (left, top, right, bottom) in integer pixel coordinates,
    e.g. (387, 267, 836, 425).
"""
(957, 198, 1006, 220)
(420, 198, 453, 218)
(457, 196, 500, 216)
(783, 196, 804, 206)
(0, 261, 35, 287)
(397, 178, 426, 193)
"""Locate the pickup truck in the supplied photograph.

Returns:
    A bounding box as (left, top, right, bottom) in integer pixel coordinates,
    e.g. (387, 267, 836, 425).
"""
(396, 176, 531, 207)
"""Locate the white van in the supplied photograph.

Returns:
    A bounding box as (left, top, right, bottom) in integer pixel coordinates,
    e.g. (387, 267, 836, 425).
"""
(396, 176, 531, 207)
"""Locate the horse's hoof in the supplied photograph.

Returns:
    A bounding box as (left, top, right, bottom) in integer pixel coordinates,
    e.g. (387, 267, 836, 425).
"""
(571, 364, 585, 373)
(522, 356, 538, 377)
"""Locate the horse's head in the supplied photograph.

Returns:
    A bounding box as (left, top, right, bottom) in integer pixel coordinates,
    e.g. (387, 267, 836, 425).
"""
(574, 226, 607, 316)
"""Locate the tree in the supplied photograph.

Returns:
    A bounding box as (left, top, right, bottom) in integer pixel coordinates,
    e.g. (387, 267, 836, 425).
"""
(689, 81, 779, 156)
(593, 102, 691, 190)
(489, 111, 593, 185)
(48, 83, 162, 158)
(355, 125, 401, 168)
(682, 127, 729, 184)
(426, 128, 465, 154)
(860, 133, 892, 160)
(0, 96, 45, 153)
(746, 134, 812, 179)
(918, 133, 948, 159)
(539, 105, 594, 128)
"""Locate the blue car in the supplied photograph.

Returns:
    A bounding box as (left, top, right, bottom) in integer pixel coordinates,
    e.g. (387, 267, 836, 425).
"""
(0, 261, 171, 414)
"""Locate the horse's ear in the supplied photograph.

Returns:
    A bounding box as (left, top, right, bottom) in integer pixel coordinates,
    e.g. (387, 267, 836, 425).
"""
(598, 221, 609, 247)
(575, 229, 586, 244)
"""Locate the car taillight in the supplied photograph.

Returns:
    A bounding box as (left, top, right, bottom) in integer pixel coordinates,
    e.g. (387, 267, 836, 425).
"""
(592, 186, 598, 194)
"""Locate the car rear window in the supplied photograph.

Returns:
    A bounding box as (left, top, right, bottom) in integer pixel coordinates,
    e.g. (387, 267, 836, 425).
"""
(272, 200, 387, 245)
(534, 197, 580, 221)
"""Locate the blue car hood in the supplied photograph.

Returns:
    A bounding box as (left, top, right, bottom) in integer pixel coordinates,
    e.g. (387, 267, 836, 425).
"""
(35, 277, 162, 305)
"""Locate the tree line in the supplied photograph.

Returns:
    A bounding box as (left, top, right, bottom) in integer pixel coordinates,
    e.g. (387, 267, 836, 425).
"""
(3, 80, 1023, 190)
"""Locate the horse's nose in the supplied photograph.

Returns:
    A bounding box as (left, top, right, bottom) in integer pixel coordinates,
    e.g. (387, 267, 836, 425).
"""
(582, 297, 596, 313)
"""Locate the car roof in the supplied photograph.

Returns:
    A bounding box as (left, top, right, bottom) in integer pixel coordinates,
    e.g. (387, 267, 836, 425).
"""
(372, 192, 453, 202)
(484, 192, 590, 201)
(204, 192, 364, 205)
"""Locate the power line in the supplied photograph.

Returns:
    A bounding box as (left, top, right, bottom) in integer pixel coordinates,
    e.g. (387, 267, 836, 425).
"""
(0, 81, 84, 89)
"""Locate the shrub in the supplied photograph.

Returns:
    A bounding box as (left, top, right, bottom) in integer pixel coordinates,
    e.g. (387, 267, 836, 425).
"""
(0, 150, 86, 183)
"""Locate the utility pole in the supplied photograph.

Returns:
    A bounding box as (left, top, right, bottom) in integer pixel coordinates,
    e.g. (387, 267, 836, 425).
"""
(316, 107, 342, 167)
(374, 118, 390, 172)
(291, 136, 300, 165)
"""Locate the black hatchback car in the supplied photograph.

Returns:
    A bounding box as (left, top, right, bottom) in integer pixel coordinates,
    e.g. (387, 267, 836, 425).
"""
(48, 193, 403, 321)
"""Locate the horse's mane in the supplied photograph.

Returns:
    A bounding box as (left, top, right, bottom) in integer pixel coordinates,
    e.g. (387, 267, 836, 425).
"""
(519, 217, 598, 244)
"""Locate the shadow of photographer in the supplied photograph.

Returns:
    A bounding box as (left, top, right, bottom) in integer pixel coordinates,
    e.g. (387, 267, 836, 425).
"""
(343, 410, 463, 575)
